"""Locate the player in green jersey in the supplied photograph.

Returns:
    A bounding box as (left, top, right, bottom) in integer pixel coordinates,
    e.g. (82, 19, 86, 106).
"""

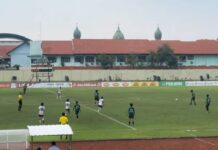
(128, 103, 135, 126)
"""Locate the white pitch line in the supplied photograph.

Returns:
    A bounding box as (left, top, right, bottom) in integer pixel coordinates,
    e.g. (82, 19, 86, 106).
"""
(81, 104, 136, 131)
(188, 133, 218, 148)
(43, 88, 136, 131)
(43, 88, 56, 94)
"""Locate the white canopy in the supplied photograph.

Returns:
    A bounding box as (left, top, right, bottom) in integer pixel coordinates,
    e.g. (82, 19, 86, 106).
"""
(27, 124, 73, 136)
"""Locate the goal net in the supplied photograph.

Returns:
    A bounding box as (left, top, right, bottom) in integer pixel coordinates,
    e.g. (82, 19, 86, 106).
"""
(0, 129, 29, 150)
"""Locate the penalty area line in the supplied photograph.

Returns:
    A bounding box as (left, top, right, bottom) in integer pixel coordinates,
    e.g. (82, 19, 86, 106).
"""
(43, 88, 136, 131)
(81, 104, 137, 131)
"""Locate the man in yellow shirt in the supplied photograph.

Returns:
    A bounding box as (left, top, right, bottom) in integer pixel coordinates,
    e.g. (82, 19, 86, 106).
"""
(59, 112, 68, 124)
(59, 112, 68, 139)
(18, 92, 23, 111)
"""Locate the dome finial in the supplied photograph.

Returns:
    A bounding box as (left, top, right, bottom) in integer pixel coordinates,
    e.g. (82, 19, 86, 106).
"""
(113, 25, 125, 39)
(154, 25, 162, 40)
(74, 24, 81, 39)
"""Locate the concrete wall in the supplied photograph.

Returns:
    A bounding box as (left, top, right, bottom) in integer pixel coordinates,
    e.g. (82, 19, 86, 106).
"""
(1, 69, 218, 82)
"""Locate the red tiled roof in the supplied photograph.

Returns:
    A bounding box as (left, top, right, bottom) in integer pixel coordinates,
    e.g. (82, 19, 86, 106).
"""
(42, 39, 218, 55)
(0, 46, 17, 58)
(42, 41, 73, 55)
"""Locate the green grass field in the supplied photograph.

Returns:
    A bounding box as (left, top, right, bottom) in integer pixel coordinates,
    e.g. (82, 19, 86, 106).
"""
(1, 87, 218, 141)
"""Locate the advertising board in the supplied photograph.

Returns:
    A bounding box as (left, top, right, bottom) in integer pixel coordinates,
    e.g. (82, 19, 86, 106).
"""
(160, 81, 185, 86)
(72, 82, 101, 87)
(101, 82, 159, 87)
(0, 83, 11, 88)
(186, 81, 218, 86)
(15, 82, 72, 88)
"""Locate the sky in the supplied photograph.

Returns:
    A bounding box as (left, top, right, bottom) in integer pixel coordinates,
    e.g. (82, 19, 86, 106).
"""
(0, 0, 218, 41)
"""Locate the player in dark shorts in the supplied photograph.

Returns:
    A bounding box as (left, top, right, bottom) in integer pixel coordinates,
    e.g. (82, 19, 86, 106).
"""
(190, 89, 196, 105)
(205, 94, 211, 113)
(38, 102, 45, 124)
(23, 83, 27, 95)
(128, 103, 135, 126)
(94, 90, 100, 104)
(18, 92, 23, 111)
(73, 101, 81, 119)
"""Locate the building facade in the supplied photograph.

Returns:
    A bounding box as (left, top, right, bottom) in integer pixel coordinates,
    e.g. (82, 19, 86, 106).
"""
(39, 39, 218, 67)
(1, 28, 218, 68)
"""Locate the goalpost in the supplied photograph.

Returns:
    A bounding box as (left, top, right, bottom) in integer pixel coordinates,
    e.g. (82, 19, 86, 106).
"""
(0, 129, 29, 150)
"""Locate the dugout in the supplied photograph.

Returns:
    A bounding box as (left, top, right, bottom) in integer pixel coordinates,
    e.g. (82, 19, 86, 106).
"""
(27, 124, 73, 150)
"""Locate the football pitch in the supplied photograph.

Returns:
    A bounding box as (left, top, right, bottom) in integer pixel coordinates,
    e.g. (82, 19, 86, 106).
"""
(1, 86, 218, 141)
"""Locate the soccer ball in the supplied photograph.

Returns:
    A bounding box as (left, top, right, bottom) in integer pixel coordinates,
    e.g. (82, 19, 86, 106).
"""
(175, 98, 178, 101)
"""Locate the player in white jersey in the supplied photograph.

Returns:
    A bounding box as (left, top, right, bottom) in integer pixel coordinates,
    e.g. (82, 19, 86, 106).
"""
(57, 87, 63, 100)
(38, 102, 45, 124)
(98, 96, 104, 112)
(65, 98, 71, 115)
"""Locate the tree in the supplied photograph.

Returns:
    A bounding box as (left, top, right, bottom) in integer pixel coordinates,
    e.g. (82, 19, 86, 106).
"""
(126, 54, 137, 68)
(147, 51, 157, 67)
(147, 44, 178, 68)
(156, 44, 172, 65)
(97, 55, 115, 69)
(166, 55, 178, 68)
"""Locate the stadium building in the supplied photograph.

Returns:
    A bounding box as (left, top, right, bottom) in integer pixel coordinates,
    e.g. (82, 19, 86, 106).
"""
(1, 27, 218, 68)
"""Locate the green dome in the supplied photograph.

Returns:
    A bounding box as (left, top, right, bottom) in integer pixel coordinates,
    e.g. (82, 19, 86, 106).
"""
(74, 26, 81, 39)
(154, 27, 162, 40)
(113, 26, 125, 39)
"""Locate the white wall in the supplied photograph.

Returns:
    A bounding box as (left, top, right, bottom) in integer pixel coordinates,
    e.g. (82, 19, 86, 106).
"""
(0, 69, 218, 82)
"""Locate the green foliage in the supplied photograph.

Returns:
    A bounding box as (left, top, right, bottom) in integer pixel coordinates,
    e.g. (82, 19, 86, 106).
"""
(147, 51, 157, 67)
(126, 54, 137, 68)
(147, 44, 178, 68)
(166, 55, 178, 68)
(97, 55, 115, 69)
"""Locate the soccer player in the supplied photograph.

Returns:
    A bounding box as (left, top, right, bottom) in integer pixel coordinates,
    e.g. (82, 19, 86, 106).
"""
(23, 83, 27, 95)
(190, 89, 196, 105)
(94, 90, 100, 104)
(205, 94, 211, 113)
(128, 103, 135, 126)
(73, 101, 81, 119)
(18, 92, 23, 111)
(57, 87, 63, 100)
(38, 102, 45, 124)
(59, 112, 68, 139)
(97, 96, 104, 112)
(65, 98, 71, 115)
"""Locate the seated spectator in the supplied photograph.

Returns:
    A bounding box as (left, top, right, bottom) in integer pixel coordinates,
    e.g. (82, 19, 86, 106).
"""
(36, 146, 41, 150)
(48, 141, 60, 150)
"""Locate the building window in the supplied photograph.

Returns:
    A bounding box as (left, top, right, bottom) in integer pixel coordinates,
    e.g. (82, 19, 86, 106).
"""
(31, 59, 37, 64)
(85, 56, 95, 62)
(61, 57, 70, 63)
(178, 56, 186, 62)
(117, 55, 126, 62)
(74, 56, 84, 64)
(138, 55, 146, 62)
(47, 57, 57, 63)
(187, 55, 194, 60)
